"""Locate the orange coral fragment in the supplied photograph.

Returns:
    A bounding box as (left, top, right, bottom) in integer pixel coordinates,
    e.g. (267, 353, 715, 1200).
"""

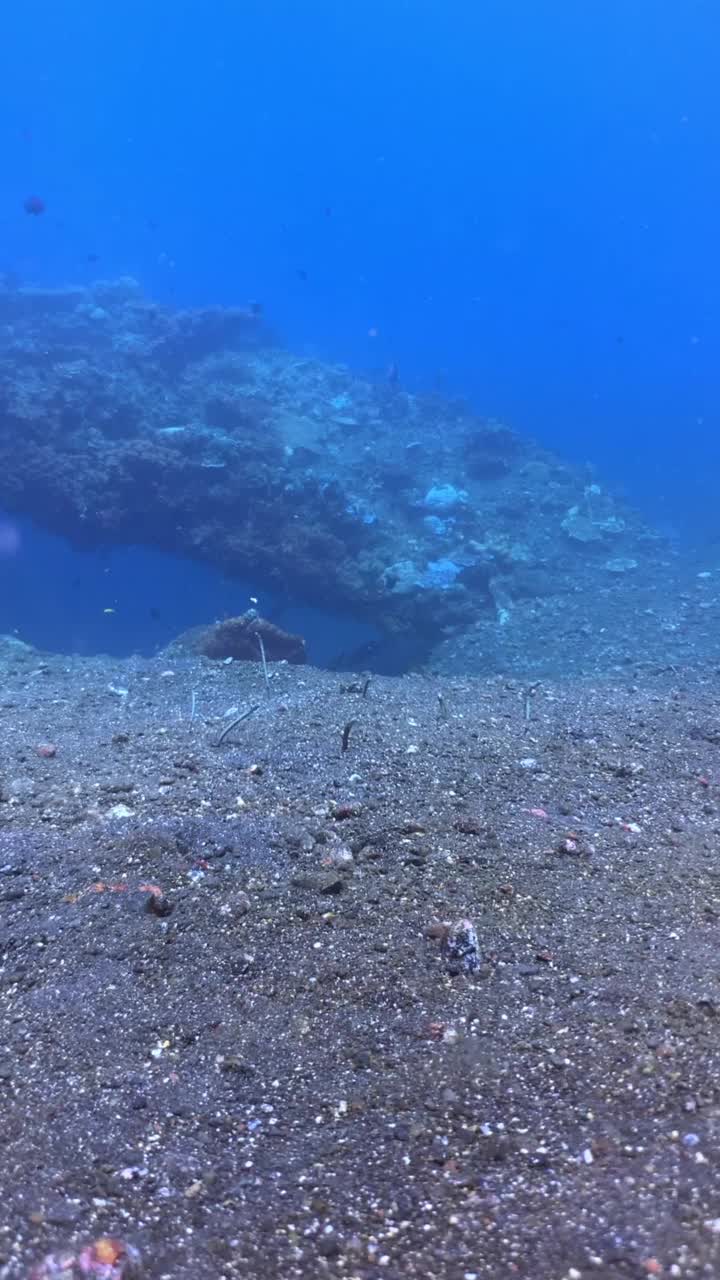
(93, 1238, 124, 1265)
(65, 879, 164, 904)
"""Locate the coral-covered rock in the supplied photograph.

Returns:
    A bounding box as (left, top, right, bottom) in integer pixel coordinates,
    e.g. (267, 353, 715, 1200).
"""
(188, 612, 306, 663)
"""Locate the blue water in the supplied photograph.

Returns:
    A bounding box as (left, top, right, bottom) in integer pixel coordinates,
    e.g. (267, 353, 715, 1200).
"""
(0, 517, 380, 664)
(1, 0, 718, 654)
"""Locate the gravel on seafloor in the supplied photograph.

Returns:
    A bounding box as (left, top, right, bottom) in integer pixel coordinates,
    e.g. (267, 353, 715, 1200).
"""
(1, 642, 720, 1278)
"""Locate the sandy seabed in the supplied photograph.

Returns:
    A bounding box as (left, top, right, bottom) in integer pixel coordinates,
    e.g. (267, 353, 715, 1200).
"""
(1, 639, 720, 1279)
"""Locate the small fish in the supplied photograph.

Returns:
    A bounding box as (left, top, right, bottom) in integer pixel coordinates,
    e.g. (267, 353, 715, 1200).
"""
(296, 268, 308, 281)
(387, 361, 400, 387)
(103, 607, 115, 615)
(23, 194, 45, 216)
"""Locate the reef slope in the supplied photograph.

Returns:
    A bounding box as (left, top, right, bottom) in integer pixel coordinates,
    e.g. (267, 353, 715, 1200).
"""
(0, 279, 661, 658)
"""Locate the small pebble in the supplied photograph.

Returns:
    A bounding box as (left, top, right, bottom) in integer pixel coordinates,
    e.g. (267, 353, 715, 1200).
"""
(443, 918, 481, 974)
(146, 893, 173, 918)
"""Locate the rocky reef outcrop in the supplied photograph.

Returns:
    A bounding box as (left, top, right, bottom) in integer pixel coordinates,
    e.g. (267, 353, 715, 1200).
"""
(0, 277, 662, 662)
(177, 612, 307, 664)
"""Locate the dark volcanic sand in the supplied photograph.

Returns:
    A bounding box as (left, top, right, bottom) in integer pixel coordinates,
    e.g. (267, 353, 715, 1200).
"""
(2, 638, 720, 1279)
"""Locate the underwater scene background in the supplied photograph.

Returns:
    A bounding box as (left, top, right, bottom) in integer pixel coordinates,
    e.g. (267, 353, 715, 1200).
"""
(7, 8, 720, 1279)
(1, 0, 718, 665)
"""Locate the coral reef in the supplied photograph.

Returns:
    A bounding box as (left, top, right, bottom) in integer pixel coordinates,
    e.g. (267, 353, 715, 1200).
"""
(0, 278, 662, 661)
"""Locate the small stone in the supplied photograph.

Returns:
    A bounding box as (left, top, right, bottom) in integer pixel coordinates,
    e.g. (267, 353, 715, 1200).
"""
(322, 845, 354, 869)
(35, 743, 57, 758)
(332, 804, 361, 820)
(106, 803, 134, 820)
(291, 873, 344, 895)
(317, 1235, 341, 1259)
(220, 891, 251, 920)
(427, 921, 450, 941)
(454, 817, 483, 835)
(443, 918, 481, 974)
(556, 836, 593, 857)
(219, 1056, 254, 1077)
(145, 893, 173, 918)
(431, 1135, 449, 1163)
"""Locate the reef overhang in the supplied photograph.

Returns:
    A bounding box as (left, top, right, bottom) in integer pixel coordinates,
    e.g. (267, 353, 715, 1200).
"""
(0, 278, 657, 656)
